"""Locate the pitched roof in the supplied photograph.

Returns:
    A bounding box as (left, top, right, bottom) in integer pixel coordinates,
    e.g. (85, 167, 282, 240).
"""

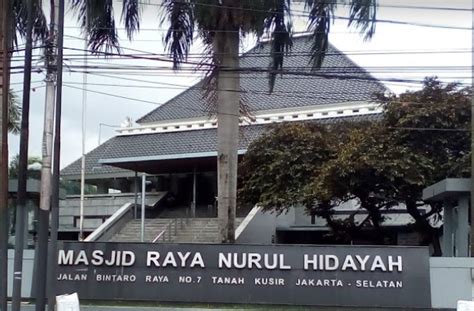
(61, 114, 381, 178)
(61, 138, 132, 179)
(136, 36, 386, 124)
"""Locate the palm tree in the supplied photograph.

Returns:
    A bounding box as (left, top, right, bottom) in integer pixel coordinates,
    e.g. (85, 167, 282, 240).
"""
(72, 0, 378, 243)
(8, 89, 21, 134)
(7, 2, 48, 311)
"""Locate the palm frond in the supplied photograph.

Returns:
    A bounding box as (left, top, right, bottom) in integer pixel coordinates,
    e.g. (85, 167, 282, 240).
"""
(347, 0, 377, 41)
(160, 0, 195, 70)
(8, 90, 21, 135)
(304, 0, 336, 71)
(121, 0, 141, 40)
(12, 0, 48, 47)
(263, 0, 293, 92)
(71, 0, 120, 54)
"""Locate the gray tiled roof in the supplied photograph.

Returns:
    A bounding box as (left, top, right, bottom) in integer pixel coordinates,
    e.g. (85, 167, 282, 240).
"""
(137, 36, 386, 124)
(61, 138, 132, 178)
(61, 114, 381, 178)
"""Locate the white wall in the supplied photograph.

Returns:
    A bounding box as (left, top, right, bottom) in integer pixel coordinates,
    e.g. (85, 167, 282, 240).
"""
(430, 257, 474, 309)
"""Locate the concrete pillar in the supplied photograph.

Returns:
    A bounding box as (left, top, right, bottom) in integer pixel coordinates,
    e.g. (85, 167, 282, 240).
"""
(134, 171, 138, 219)
(455, 196, 469, 257)
(170, 174, 178, 195)
(140, 174, 146, 242)
(96, 181, 108, 194)
(443, 200, 454, 257)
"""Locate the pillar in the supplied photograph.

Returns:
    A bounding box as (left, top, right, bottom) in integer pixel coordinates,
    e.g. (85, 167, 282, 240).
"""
(455, 195, 469, 257)
(443, 200, 454, 257)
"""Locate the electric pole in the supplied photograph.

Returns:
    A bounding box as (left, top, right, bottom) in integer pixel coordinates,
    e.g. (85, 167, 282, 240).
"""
(12, 0, 34, 309)
(0, 0, 12, 310)
(470, 0, 474, 257)
(35, 0, 60, 308)
(47, 0, 64, 309)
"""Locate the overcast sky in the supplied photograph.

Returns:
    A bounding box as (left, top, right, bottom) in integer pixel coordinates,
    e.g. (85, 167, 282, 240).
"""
(8, 0, 472, 169)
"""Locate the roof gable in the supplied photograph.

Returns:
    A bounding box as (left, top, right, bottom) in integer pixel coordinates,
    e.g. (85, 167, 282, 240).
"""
(136, 35, 386, 124)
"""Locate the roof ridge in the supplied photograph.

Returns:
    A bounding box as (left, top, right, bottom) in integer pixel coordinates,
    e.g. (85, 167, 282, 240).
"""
(137, 37, 385, 124)
(136, 36, 321, 124)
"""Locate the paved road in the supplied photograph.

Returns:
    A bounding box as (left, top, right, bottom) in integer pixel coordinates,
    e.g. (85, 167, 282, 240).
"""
(6, 304, 445, 311)
(8, 305, 237, 311)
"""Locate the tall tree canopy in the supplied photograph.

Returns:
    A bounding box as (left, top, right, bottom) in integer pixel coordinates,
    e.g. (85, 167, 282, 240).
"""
(239, 77, 470, 254)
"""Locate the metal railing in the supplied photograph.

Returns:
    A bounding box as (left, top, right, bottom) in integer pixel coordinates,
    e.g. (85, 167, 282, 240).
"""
(152, 217, 190, 243)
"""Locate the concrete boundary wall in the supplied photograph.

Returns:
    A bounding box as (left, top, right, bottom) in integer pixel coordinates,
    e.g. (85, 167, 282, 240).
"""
(7, 249, 35, 298)
(7, 250, 474, 309)
(430, 257, 474, 309)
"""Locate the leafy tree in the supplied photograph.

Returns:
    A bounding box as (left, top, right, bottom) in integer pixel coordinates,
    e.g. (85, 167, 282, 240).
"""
(376, 77, 470, 254)
(71, 0, 379, 243)
(239, 78, 470, 255)
(8, 154, 42, 179)
(311, 123, 434, 245)
(239, 122, 338, 212)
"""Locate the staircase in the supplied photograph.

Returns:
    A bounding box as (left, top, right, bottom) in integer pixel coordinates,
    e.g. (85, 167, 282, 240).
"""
(171, 218, 219, 243)
(109, 218, 173, 242)
(109, 217, 244, 243)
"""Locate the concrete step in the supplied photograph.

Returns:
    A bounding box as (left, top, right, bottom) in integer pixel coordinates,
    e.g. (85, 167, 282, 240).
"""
(109, 217, 245, 243)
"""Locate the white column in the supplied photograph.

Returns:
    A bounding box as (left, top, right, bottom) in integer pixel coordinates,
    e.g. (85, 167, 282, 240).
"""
(456, 196, 469, 257)
(141, 173, 146, 242)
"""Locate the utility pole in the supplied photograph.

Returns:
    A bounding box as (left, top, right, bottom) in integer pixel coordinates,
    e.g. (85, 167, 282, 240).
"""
(47, 0, 64, 309)
(470, 0, 474, 257)
(12, 0, 34, 309)
(35, 0, 59, 308)
(0, 0, 12, 310)
(79, 27, 88, 241)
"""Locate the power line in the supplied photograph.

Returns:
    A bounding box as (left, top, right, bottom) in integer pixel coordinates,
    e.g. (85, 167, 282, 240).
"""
(47, 83, 474, 133)
(140, 0, 472, 15)
(139, 1, 472, 31)
(78, 71, 472, 88)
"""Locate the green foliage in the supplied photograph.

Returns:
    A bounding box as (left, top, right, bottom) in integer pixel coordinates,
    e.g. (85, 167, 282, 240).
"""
(12, 0, 48, 46)
(8, 154, 42, 179)
(60, 180, 97, 195)
(8, 89, 21, 134)
(382, 77, 471, 182)
(71, 0, 378, 91)
(239, 78, 470, 251)
(239, 122, 337, 213)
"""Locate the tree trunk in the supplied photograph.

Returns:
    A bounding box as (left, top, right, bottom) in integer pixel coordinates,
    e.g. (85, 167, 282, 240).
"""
(36, 2, 58, 308)
(406, 199, 442, 256)
(215, 30, 240, 243)
(0, 0, 12, 309)
(12, 0, 33, 309)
